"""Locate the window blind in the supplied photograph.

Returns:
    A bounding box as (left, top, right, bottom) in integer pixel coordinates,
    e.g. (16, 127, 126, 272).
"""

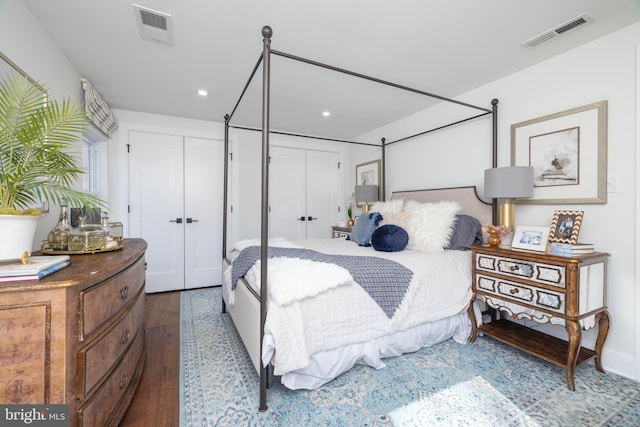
(80, 78, 118, 137)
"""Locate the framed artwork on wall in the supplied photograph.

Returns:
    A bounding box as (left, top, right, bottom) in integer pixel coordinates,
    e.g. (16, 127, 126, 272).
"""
(511, 100, 607, 204)
(355, 159, 381, 204)
(548, 210, 584, 244)
(511, 225, 551, 252)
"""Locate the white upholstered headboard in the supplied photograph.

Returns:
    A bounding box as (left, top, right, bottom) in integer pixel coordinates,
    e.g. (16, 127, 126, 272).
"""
(391, 186, 492, 226)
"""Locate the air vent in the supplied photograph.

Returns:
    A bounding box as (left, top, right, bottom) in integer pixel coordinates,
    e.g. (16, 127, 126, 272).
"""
(133, 3, 173, 46)
(521, 13, 593, 50)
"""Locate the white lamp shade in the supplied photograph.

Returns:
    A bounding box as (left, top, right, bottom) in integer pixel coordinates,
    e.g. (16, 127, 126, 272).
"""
(484, 167, 534, 199)
(354, 185, 379, 204)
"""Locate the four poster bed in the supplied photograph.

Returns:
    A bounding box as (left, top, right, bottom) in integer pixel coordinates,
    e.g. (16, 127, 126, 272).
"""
(221, 26, 499, 411)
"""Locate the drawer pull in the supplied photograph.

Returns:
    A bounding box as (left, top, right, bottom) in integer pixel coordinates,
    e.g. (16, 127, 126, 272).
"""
(119, 372, 128, 389)
(120, 286, 129, 299)
(121, 329, 130, 344)
(509, 265, 520, 272)
(509, 288, 520, 295)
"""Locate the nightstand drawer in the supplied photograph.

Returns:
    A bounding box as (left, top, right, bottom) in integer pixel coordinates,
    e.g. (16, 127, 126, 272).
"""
(476, 274, 565, 313)
(476, 253, 566, 288)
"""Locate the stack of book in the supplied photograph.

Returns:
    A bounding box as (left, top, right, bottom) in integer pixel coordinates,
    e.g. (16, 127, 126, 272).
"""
(549, 242, 594, 257)
(0, 255, 71, 282)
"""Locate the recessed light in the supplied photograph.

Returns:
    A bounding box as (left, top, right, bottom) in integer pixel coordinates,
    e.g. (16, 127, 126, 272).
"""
(198, 89, 208, 97)
(322, 111, 331, 117)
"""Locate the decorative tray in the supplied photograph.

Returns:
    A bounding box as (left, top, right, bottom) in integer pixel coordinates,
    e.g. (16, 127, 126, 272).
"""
(40, 239, 124, 255)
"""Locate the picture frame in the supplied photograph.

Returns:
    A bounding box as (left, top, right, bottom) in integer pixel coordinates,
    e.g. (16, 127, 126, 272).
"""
(511, 100, 607, 204)
(511, 225, 551, 252)
(548, 210, 584, 244)
(355, 159, 381, 206)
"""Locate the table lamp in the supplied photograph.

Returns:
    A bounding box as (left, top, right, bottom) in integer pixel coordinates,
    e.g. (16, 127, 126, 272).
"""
(355, 185, 379, 213)
(484, 166, 534, 231)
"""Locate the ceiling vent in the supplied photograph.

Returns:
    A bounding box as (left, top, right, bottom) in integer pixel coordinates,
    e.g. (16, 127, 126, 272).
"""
(521, 13, 593, 50)
(133, 3, 173, 46)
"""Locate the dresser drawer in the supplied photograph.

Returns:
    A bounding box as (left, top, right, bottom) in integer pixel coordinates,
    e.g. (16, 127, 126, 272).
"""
(476, 253, 566, 288)
(80, 290, 145, 396)
(81, 255, 145, 339)
(78, 329, 145, 427)
(476, 274, 565, 314)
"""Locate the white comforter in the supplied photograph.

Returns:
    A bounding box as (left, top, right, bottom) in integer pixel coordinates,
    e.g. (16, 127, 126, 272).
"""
(223, 238, 472, 376)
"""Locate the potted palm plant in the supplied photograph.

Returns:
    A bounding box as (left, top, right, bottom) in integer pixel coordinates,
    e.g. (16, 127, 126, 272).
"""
(0, 72, 105, 260)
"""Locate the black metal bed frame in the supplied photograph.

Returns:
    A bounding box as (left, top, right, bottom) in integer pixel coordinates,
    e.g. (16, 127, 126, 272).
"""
(222, 25, 498, 411)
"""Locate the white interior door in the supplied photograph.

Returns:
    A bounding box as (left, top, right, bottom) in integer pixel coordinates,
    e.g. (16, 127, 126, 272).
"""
(269, 147, 306, 240)
(129, 131, 184, 292)
(184, 137, 224, 288)
(129, 132, 223, 292)
(268, 146, 339, 240)
(305, 150, 339, 238)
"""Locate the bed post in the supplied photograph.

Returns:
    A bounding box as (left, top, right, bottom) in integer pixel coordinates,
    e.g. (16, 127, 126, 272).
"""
(381, 137, 386, 201)
(491, 98, 499, 225)
(259, 25, 273, 413)
(222, 114, 230, 314)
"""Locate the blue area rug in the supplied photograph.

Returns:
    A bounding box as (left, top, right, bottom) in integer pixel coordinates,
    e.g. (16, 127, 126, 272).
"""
(180, 287, 640, 426)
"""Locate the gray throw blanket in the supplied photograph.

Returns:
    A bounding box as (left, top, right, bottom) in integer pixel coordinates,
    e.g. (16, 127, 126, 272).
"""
(231, 246, 414, 319)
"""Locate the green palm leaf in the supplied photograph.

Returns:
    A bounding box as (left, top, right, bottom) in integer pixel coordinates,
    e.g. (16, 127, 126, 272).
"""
(0, 72, 105, 213)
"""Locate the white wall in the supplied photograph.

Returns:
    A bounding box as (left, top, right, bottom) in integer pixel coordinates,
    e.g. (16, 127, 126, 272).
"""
(351, 23, 640, 382)
(0, 1, 88, 247)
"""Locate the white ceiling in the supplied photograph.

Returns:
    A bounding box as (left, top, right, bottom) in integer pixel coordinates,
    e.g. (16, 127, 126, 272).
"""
(22, 0, 640, 140)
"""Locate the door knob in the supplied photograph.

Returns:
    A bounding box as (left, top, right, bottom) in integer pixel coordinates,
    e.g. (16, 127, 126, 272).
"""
(170, 218, 183, 223)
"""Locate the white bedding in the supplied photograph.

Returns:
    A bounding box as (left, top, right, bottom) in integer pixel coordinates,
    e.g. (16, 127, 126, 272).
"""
(223, 237, 473, 387)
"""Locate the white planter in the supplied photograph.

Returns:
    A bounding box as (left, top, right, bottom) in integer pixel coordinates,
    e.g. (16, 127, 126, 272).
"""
(0, 214, 42, 260)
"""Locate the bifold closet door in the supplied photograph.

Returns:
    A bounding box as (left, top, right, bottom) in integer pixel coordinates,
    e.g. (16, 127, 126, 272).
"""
(128, 131, 223, 293)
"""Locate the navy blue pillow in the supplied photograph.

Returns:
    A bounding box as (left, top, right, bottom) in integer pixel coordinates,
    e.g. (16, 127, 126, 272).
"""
(446, 214, 483, 250)
(371, 224, 409, 252)
(350, 212, 383, 246)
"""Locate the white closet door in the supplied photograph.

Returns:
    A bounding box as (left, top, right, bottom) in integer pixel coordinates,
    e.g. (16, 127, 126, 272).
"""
(183, 137, 224, 288)
(129, 131, 185, 292)
(305, 150, 339, 239)
(268, 146, 339, 240)
(269, 146, 306, 240)
(129, 132, 224, 293)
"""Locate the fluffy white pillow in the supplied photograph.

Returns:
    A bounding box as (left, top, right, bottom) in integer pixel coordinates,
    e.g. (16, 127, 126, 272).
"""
(404, 200, 461, 252)
(370, 199, 404, 213)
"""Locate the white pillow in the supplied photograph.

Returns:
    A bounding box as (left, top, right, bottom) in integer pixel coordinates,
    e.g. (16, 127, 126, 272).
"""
(370, 199, 404, 213)
(404, 200, 461, 252)
(378, 211, 411, 229)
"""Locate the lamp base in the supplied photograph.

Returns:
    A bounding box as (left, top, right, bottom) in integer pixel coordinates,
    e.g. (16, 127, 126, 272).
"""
(498, 199, 516, 231)
(363, 202, 370, 213)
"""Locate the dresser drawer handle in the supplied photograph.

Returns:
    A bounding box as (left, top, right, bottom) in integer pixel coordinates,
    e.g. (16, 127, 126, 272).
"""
(120, 286, 129, 299)
(509, 288, 520, 295)
(509, 265, 520, 272)
(121, 329, 130, 344)
(119, 372, 128, 389)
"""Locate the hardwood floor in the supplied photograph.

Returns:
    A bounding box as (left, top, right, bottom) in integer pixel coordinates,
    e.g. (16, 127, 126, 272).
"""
(120, 291, 181, 427)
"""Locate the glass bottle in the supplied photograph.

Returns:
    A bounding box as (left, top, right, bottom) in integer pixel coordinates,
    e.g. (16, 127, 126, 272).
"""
(101, 212, 111, 237)
(47, 199, 72, 250)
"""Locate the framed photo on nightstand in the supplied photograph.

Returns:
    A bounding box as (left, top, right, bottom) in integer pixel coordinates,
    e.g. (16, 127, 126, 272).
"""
(512, 225, 551, 252)
(548, 210, 584, 244)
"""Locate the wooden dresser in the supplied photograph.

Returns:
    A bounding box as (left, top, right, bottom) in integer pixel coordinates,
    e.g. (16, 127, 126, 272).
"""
(468, 244, 610, 391)
(0, 238, 147, 427)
